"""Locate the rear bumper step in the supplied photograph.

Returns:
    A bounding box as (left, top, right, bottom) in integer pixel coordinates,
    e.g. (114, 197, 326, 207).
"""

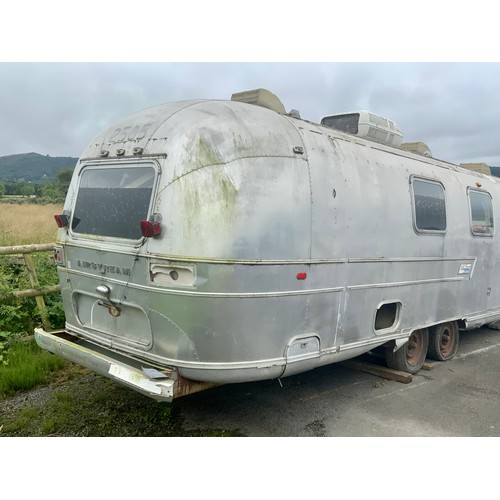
(34, 328, 217, 402)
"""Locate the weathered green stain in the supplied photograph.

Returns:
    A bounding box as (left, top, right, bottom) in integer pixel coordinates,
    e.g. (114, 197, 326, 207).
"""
(166, 132, 243, 256)
(179, 134, 238, 211)
(191, 136, 224, 167)
(186, 133, 260, 172)
(178, 165, 238, 241)
(181, 168, 237, 215)
(218, 174, 237, 208)
(232, 134, 259, 158)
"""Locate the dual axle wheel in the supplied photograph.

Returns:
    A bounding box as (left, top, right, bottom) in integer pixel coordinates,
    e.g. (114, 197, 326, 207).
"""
(385, 321, 459, 374)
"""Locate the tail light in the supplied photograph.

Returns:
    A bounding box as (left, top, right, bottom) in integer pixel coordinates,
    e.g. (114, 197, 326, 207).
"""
(54, 213, 69, 228)
(140, 213, 162, 238)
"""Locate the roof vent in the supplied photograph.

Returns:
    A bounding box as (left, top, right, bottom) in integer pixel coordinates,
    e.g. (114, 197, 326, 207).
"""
(401, 142, 432, 157)
(321, 111, 403, 148)
(287, 109, 301, 119)
(231, 88, 286, 114)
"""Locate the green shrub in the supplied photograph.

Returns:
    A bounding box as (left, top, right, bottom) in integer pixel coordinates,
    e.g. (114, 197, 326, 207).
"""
(0, 251, 64, 341)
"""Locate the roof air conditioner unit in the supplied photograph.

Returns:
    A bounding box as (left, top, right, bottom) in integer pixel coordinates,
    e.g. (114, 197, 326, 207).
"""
(321, 110, 403, 148)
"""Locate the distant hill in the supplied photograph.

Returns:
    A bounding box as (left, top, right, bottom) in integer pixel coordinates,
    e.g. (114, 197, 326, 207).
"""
(0, 153, 78, 183)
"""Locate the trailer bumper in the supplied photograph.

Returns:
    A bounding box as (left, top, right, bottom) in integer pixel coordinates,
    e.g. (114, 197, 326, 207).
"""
(34, 328, 216, 402)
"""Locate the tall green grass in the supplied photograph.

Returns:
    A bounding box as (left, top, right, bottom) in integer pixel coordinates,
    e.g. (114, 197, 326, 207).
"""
(0, 340, 66, 397)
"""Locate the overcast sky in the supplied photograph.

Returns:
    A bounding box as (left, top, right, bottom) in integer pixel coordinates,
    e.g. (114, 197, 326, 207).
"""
(1, 62, 499, 166)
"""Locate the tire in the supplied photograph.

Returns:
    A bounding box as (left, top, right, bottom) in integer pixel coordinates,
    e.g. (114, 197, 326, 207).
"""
(385, 328, 429, 374)
(427, 321, 459, 361)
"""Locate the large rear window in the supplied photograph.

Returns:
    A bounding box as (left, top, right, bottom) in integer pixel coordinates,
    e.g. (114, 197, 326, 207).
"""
(71, 165, 155, 240)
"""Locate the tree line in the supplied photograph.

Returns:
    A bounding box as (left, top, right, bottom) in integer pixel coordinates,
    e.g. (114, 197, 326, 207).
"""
(0, 168, 73, 203)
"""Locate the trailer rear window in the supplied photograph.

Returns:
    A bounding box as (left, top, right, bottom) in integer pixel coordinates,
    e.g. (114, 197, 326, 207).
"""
(71, 165, 155, 240)
(412, 178, 447, 232)
(468, 189, 494, 236)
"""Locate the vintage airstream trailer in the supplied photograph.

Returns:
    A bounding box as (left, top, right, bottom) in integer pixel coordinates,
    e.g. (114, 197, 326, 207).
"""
(35, 88, 500, 402)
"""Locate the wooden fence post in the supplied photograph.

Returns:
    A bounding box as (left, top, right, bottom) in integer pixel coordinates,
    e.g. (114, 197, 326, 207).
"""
(22, 253, 52, 331)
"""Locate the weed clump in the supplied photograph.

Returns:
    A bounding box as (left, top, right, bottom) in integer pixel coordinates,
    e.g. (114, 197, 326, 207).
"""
(0, 341, 66, 397)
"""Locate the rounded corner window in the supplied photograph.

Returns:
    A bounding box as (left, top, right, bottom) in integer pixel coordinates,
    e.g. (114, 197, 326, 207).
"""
(468, 188, 494, 237)
(70, 163, 157, 241)
(411, 177, 447, 234)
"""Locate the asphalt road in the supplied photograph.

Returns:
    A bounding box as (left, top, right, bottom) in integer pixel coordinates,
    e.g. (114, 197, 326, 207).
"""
(175, 326, 500, 437)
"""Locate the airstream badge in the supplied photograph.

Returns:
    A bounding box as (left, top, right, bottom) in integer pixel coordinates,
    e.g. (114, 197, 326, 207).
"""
(458, 263, 472, 275)
(77, 259, 131, 276)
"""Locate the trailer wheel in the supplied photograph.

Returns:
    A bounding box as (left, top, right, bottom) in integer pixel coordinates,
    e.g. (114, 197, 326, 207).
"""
(385, 328, 429, 374)
(427, 321, 459, 361)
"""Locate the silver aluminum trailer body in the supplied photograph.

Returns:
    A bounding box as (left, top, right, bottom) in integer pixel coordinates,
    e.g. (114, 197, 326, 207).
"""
(35, 95, 500, 401)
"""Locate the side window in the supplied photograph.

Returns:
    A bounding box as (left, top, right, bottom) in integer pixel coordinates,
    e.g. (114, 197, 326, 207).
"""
(412, 178, 447, 233)
(468, 189, 494, 236)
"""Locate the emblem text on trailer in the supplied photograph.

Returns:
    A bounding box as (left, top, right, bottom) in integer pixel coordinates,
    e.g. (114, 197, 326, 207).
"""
(77, 260, 131, 276)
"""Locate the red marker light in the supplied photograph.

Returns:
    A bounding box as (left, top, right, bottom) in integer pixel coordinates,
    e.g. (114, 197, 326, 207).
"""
(54, 214, 69, 228)
(296, 272, 307, 280)
(140, 220, 161, 238)
(54, 249, 65, 266)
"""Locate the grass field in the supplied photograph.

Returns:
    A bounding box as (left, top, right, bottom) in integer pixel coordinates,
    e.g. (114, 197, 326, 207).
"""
(0, 202, 63, 246)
